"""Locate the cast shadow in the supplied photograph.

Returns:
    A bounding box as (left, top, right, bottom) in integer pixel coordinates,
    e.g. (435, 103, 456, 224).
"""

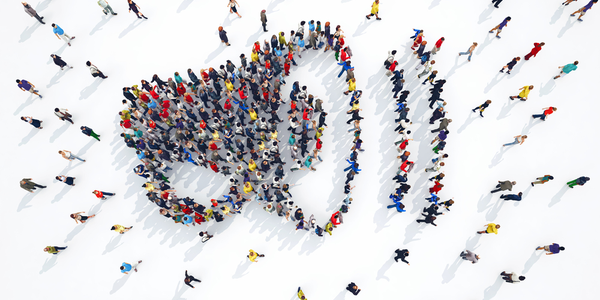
(183, 240, 204, 262)
(496, 98, 517, 120)
(441, 256, 462, 284)
(177, 0, 194, 13)
(352, 18, 374, 38)
(35, 0, 53, 12)
(102, 234, 125, 255)
(485, 197, 505, 221)
(79, 77, 104, 100)
(550, 6, 564, 25)
(39, 255, 58, 274)
(172, 281, 188, 300)
(18, 127, 42, 146)
(483, 73, 503, 94)
(521, 118, 541, 134)
(478, 4, 495, 24)
(445, 56, 468, 79)
(19, 21, 43, 43)
(47, 69, 69, 88)
(109, 274, 131, 294)
(49, 123, 70, 143)
(51, 184, 71, 203)
(64, 224, 85, 243)
(118, 19, 144, 39)
(13, 95, 35, 116)
(245, 27, 264, 47)
(522, 250, 542, 274)
(332, 289, 347, 300)
(488, 147, 507, 168)
(90, 16, 110, 36)
(475, 33, 493, 55)
(457, 112, 478, 134)
(429, 0, 442, 10)
(376, 257, 395, 281)
(482, 276, 503, 300)
(18, 193, 36, 212)
(548, 185, 569, 207)
(267, 0, 285, 12)
(539, 77, 556, 97)
(232, 260, 251, 278)
(477, 193, 494, 213)
(557, 17, 576, 39)
(204, 45, 224, 64)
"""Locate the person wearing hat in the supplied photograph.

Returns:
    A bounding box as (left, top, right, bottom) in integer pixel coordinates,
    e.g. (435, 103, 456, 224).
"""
(260, 9, 267, 32)
(111, 224, 133, 234)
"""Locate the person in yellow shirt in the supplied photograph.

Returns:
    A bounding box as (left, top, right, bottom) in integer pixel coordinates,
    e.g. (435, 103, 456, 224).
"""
(221, 205, 233, 217)
(248, 159, 257, 172)
(297, 287, 307, 299)
(143, 182, 156, 192)
(247, 249, 265, 262)
(270, 130, 279, 142)
(509, 85, 534, 101)
(477, 223, 501, 234)
(111, 224, 133, 234)
(344, 78, 356, 95)
(225, 78, 234, 92)
(243, 182, 254, 194)
(251, 49, 259, 62)
(325, 222, 334, 235)
(248, 108, 258, 122)
(366, 0, 381, 20)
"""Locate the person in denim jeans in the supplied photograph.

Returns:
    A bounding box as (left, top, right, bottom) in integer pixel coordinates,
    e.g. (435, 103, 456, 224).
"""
(458, 42, 478, 61)
(59, 150, 86, 162)
(503, 135, 527, 147)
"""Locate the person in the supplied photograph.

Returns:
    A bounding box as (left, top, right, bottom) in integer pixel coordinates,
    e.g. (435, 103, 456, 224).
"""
(416, 214, 437, 226)
(491, 180, 516, 193)
(563, 0, 577, 4)
(297, 287, 307, 299)
(54, 108, 74, 124)
(532, 107, 557, 121)
(44, 246, 67, 255)
(228, 0, 241, 18)
(472, 100, 492, 117)
(59, 150, 85, 162)
(499, 57, 520, 74)
(509, 85, 534, 101)
(260, 9, 267, 32)
(503, 135, 527, 147)
(571, 0, 598, 21)
(567, 176, 590, 188)
(500, 192, 523, 201)
(97, 0, 117, 15)
(537, 243, 565, 255)
(524, 42, 545, 60)
(477, 223, 500, 234)
(128, 0, 147, 19)
(81, 126, 101, 141)
(93, 190, 116, 199)
(489, 16, 511, 38)
(554, 61, 579, 79)
(51, 23, 75, 46)
(21, 116, 43, 129)
(460, 250, 480, 264)
(111, 225, 133, 234)
(51, 54, 72, 70)
(70, 211, 95, 224)
(199, 231, 213, 242)
(431, 118, 451, 133)
(247, 249, 264, 262)
(394, 249, 410, 265)
(184, 270, 201, 288)
(86, 61, 108, 79)
(22, 2, 45, 24)
(57, 175, 76, 186)
(458, 42, 477, 61)
(16, 79, 42, 98)
(366, 0, 381, 20)
(346, 282, 361, 295)
(501, 271, 525, 283)
(219, 26, 230, 46)
(531, 175, 554, 186)
(120, 260, 142, 274)
(492, 0, 503, 8)
(20, 178, 46, 193)
(431, 37, 445, 55)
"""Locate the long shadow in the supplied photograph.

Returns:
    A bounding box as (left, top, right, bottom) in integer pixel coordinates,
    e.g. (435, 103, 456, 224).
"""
(79, 78, 104, 100)
(49, 123, 70, 143)
(485, 197, 505, 221)
(183, 240, 204, 262)
(245, 27, 265, 47)
(482, 276, 503, 300)
(445, 55, 468, 79)
(441, 256, 462, 284)
(232, 260, 251, 278)
(13, 95, 35, 116)
(539, 77, 556, 97)
(522, 250, 542, 274)
(478, 4, 495, 24)
(477, 193, 494, 213)
(475, 32, 494, 56)
(204, 45, 225, 64)
(376, 257, 395, 281)
(51, 184, 72, 203)
(18, 127, 42, 146)
(489, 147, 507, 168)
(550, 6, 565, 25)
(177, 0, 194, 13)
(403, 217, 423, 244)
(47, 69, 70, 88)
(39, 255, 58, 274)
(102, 234, 125, 255)
(457, 111, 478, 134)
(548, 185, 569, 207)
(429, 0, 442, 10)
(483, 72, 503, 94)
(109, 274, 131, 294)
(496, 97, 518, 120)
(172, 281, 188, 300)
(557, 16, 577, 38)
(332, 289, 347, 300)
(19, 21, 43, 43)
(18, 193, 37, 212)
(520, 118, 541, 135)
(352, 18, 375, 37)
(90, 16, 111, 36)
(267, 0, 285, 12)
(64, 224, 85, 243)
(35, 0, 53, 12)
(118, 19, 144, 39)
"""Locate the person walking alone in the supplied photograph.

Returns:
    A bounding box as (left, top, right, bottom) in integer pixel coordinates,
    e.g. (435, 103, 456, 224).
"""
(509, 85, 534, 101)
(128, 0, 147, 19)
(477, 223, 501, 234)
(93, 190, 116, 199)
(394, 249, 410, 265)
(554, 61, 578, 79)
(228, 0, 241, 18)
(22, 2, 45, 24)
(120, 260, 142, 274)
(21, 116, 43, 129)
(59, 150, 85, 162)
(492, 0, 503, 8)
(503, 135, 527, 147)
(491, 180, 516, 193)
(219, 26, 230, 46)
(44, 246, 67, 255)
(431, 37, 445, 55)
(532, 107, 557, 121)
(501, 271, 525, 283)
(460, 250, 480, 263)
(16, 79, 42, 98)
(86, 61, 108, 79)
(499, 57, 520, 74)
(260, 9, 267, 32)
(54, 108, 74, 124)
(472, 100, 492, 117)
(184, 270, 201, 288)
(51, 54, 72, 70)
(81, 126, 101, 141)
(458, 42, 477, 62)
(571, 0, 598, 21)
(567, 176, 590, 188)
(531, 175, 553, 186)
(366, 0, 381, 20)
(248, 249, 265, 262)
(536, 243, 565, 255)
(111, 225, 133, 234)
(489, 16, 511, 38)
(524, 42, 544, 60)
(51, 23, 75, 46)
(20, 178, 46, 193)
(97, 0, 118, 16)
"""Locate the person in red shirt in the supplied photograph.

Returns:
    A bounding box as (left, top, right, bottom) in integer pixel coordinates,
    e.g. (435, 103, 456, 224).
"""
(209, 161, 219, 173)
(159, 108, 170, 119)
(400, 160, 413, 173)
(237, 87, 248, 100)
(411, 32, 423, 50)
(150, 86, 160, 100)
(429, 181, 444, 194)
(524, 42, 545, 60)
(331, 211, 342, 227)
(92, 190, 116, 200)
(532, 107, 557, 121)
(284, 59, 291, 76)
(224, 99, 232, 111)
(120, 119, 132, 130)
(432, 37, 445, 55)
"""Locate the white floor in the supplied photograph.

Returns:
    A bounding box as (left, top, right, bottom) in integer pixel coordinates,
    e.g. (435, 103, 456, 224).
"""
(1, 0, 598, 299)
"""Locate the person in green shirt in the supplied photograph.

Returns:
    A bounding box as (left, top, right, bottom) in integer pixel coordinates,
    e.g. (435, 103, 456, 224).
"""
(44, 246, 67, 254)
(554, 61, 579, 79)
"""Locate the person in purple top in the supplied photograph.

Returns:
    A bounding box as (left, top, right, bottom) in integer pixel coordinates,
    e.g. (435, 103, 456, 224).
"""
(537, 243, 565, 255)
(571, 0, 598, 21)
(16, 79, 42, 98)
(489, 16, 511, 38)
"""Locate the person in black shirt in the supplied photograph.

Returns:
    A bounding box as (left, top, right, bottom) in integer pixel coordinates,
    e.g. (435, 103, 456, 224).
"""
(394, 249, 410, 265)
(184, 270, 201, 288)
(472, 100, 492, 117)
(416, 214, 437, 226)
(346, 282, 361, 295)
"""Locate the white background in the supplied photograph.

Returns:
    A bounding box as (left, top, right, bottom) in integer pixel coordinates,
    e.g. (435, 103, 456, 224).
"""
(1, 0, 598, 299)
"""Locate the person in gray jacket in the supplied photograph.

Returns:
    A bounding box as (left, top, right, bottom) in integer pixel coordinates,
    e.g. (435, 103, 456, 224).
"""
(260, 9, 267, 32)
(97, 0, 118, 15)
(491, 180, 516, 193)
(22, 2, 45, 24)
(460, 250, 479, 264)
(20, 178, 47, 193)
(431, 118, 451, 133)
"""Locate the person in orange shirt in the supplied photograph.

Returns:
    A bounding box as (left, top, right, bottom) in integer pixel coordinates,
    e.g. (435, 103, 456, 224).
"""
(92, 190, 116, 200)
(532, 107, 557, 121)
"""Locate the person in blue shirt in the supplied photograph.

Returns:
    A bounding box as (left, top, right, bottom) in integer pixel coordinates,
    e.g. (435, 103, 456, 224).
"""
(489, 16, 511, 38)
(343, 159, 361, 173)
(120, 260, 142, 274)
(571, 0, 598, 20)
(51, 23, 75, 46)
(536, 243, 565, 255)
(500, 192, 523, 201)
(337, 60, 354, 78)
(554, 61, 579, 79)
